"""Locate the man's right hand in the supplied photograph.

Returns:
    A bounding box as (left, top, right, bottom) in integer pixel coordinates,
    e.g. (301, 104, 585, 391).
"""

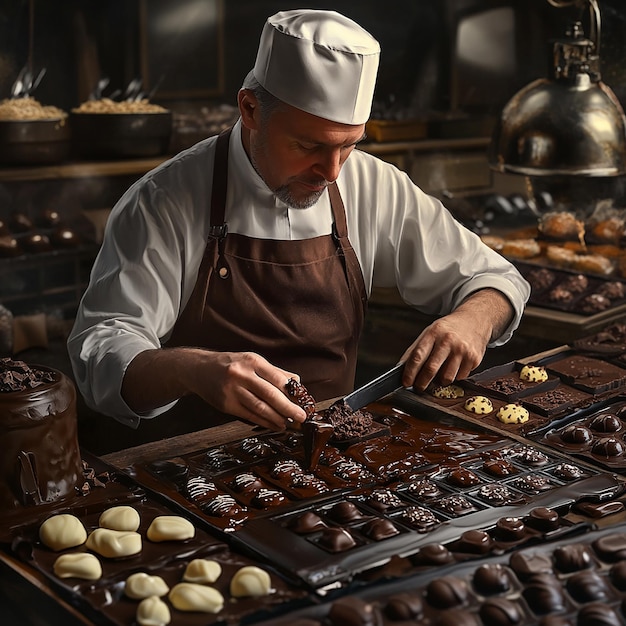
(122, 348, 307, 430)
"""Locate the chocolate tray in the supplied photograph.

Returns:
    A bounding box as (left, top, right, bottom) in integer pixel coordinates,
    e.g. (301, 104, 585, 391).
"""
(515, 261, 626, 316)
(128, 401, 626, 590)
(462, 360, 559, 401)
(1, 452, 309, 626)
(531, 397, 626, 474)
(234, 472, 622, 589)
(571, 321, 626, 357)
(258, 521, 626, 625)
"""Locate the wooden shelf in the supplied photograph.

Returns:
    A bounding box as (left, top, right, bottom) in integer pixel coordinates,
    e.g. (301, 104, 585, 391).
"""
(0, 137, 491, 183)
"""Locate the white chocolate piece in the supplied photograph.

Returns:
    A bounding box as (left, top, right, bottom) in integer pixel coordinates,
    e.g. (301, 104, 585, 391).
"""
(147, 516, 195, 542)
(53, 553, 102, 580)
(125, 572, 169, 599)
(520, 365, 548, 383)
(183, 559, 222, 584)
(168, 583, 224, 613)
(99, 506, 141, 532)
(464, 395, 494, 415)
(39, 514, 87, 551)
(496, 403, 530, 424)
(86, 527, 142, 558)
(230, 565, 272, 598)
(136, 595, 171, 626)
(432, 384, 464, 399)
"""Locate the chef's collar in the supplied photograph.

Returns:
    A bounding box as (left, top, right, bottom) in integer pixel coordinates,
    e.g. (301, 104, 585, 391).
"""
(252, 9, 380, 125)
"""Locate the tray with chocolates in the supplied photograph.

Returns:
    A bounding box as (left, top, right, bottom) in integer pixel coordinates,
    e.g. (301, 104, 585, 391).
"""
(516, 261, 626, 316)
(130, 402, 625, 589)
(259, 520, 626, 626)
(1, 453, 309, 626)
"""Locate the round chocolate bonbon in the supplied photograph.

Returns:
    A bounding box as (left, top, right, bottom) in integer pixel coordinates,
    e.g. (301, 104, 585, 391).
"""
(526, 507, 560, 532)
(288, 511, 327, 534)
(559, 424, 593, 444)
(473, 563, 511, 595)
(592, 533, 626, 562)
(592, 437, 626, 458)
(479, 597, 524, 626)
(589, 413, 622, 433)
(383, 592, 423, 620)
(406, 478, 442, 499)
(566, 569, 611, 603)
(552, 463, 585, 481)
(413, 543, 454, 566)
(327, 596, 380, 626)
(509, 551, 553, 580)
(579, 603, 621, 626)
(327, 501, 367, 524)
(495, 517, 526, 541)
(361, 518, 399, 541)
(522, 573, 567, 614)
(553, 543, 594, 573)
(317, 527, 356, 552)
(447, 466, 481, 487)
(456, 529, 493, 555)
(425, 575, 469, 609)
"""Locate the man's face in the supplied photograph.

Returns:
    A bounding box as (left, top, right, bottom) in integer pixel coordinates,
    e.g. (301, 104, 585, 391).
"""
(242, 93, 366, 209)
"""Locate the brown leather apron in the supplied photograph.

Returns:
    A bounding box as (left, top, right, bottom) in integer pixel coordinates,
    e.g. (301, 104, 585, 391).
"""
(164, 127, 367, 425)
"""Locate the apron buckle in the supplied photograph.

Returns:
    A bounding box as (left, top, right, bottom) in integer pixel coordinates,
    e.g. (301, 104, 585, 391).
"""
(209, 223, 228, 239)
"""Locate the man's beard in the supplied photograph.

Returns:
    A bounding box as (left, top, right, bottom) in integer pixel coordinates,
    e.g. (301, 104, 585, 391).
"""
(250, 129, 328, 209)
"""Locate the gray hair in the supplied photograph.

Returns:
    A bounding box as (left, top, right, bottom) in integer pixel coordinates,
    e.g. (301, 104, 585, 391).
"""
(241, 70, 285, 121)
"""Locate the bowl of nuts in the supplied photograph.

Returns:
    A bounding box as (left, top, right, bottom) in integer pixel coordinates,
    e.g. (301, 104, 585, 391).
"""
(0, 96, 70, 165)
(70, 98, 172, 159)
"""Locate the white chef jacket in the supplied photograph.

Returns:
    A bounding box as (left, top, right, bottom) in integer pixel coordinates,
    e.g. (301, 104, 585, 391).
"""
(68, 119, 530, 424)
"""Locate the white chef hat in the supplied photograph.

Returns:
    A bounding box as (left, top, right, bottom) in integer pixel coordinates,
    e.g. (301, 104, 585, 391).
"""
(252, 9, 380, 125)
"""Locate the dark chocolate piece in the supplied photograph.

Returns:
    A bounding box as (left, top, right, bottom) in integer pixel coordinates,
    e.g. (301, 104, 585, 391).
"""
(553, 543, 594, 572)
(326, 501, 368, 524)
(526, 507, 560, 532)
(494, 517, 526, 541)
(479, 597, 524, 626)
(413, 543, 454, 566)
(522, 573, 567, 614)
(361, 518, 400, 541)
(589, 413, 622, 432)
(383, 592, 423, 620)
(317, 527, 356, 552)
(425, 576, 469, 609)
(327, 596, 381, 626)
(566, 570, 611, 603)
(288, 511, 327, 534)
(473, 563, 511, 595)
(592, 532, 626, 561)
(509, 551, 553, 580)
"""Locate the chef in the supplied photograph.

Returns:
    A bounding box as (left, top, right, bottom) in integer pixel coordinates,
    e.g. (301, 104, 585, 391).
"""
(67, 9, 530, 433)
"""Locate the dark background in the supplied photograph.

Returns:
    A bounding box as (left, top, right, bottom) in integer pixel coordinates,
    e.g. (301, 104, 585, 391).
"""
(0, 0, 625, 121)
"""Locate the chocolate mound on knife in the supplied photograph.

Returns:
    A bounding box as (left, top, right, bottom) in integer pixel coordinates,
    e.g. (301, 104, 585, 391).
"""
(286, 378, 377, 470)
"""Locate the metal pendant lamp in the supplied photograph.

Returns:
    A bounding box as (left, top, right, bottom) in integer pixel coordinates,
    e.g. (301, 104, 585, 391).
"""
(489, 0, 626, 177)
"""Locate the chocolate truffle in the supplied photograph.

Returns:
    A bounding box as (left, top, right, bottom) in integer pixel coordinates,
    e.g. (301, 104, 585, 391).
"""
(326, 501, 368, 524)
(592, 533, 626, 562)
(596, 281, 625, 300)
(22, 233, 52, 253)
(592, 437, 626, 458)
(204, 447, 239, 471)
(495, 517, 526, 541)
(527, 268, 555, 291)
(317, 527, 356, 552)
(509, 551, 553, 580)
(239, 436, 273, 458)
(552, 463, 586, 481)
(38, 209, 61, 227)
(456, 529, 493, 555)
(51, 227, 80, 248)
(510, 446, 550, 467)
(473, 563, 511, 595)
(203, 494, 247, 517)
(609, 560, 626, 590)
(288, 511, 327, 534)
(560, 424, 594, 444)
(406, 478, 443, 499)
(566, 570, 611, 603)
(526, 507, 560, 532)
(425, 576, 469, 609)
(512, 474, 553, 494)
(560, 273, 588, 293)
(0, 235, 22, 257)
(251, 488, 287, 508)
(413, 543, 454, 566)
(436, 495, 477, 516)
(578, 293, 611, 313)
(400, 506, 439, 533)
(328, 596, 381, 626)
(548, 286, 573, 303)
(478, 484, 522, 506)
(522, 573, 567, 614)
(578, 603, 621, 626)
(447, 466, 482, 487)
(553, 543, 594, 572)
(479, 597, 524, 626)
(231, 472, 263, 494)
(365, 489, 403, 511)
(589, 413, 622, 432)
(185, 476, 217, 502)
(361, 518, 400, 541)
(383, 592, 423, 620)
(482, 458, 518, 477)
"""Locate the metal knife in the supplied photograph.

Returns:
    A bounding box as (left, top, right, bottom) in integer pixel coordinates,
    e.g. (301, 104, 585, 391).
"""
(342, 362, 406, 411)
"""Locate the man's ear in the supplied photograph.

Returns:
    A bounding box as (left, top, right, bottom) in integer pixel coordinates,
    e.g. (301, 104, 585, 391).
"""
(238, 89, 260, 130)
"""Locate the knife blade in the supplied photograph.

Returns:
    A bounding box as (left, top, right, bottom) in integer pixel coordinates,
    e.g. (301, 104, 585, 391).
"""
(342, 362, 406, 411)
